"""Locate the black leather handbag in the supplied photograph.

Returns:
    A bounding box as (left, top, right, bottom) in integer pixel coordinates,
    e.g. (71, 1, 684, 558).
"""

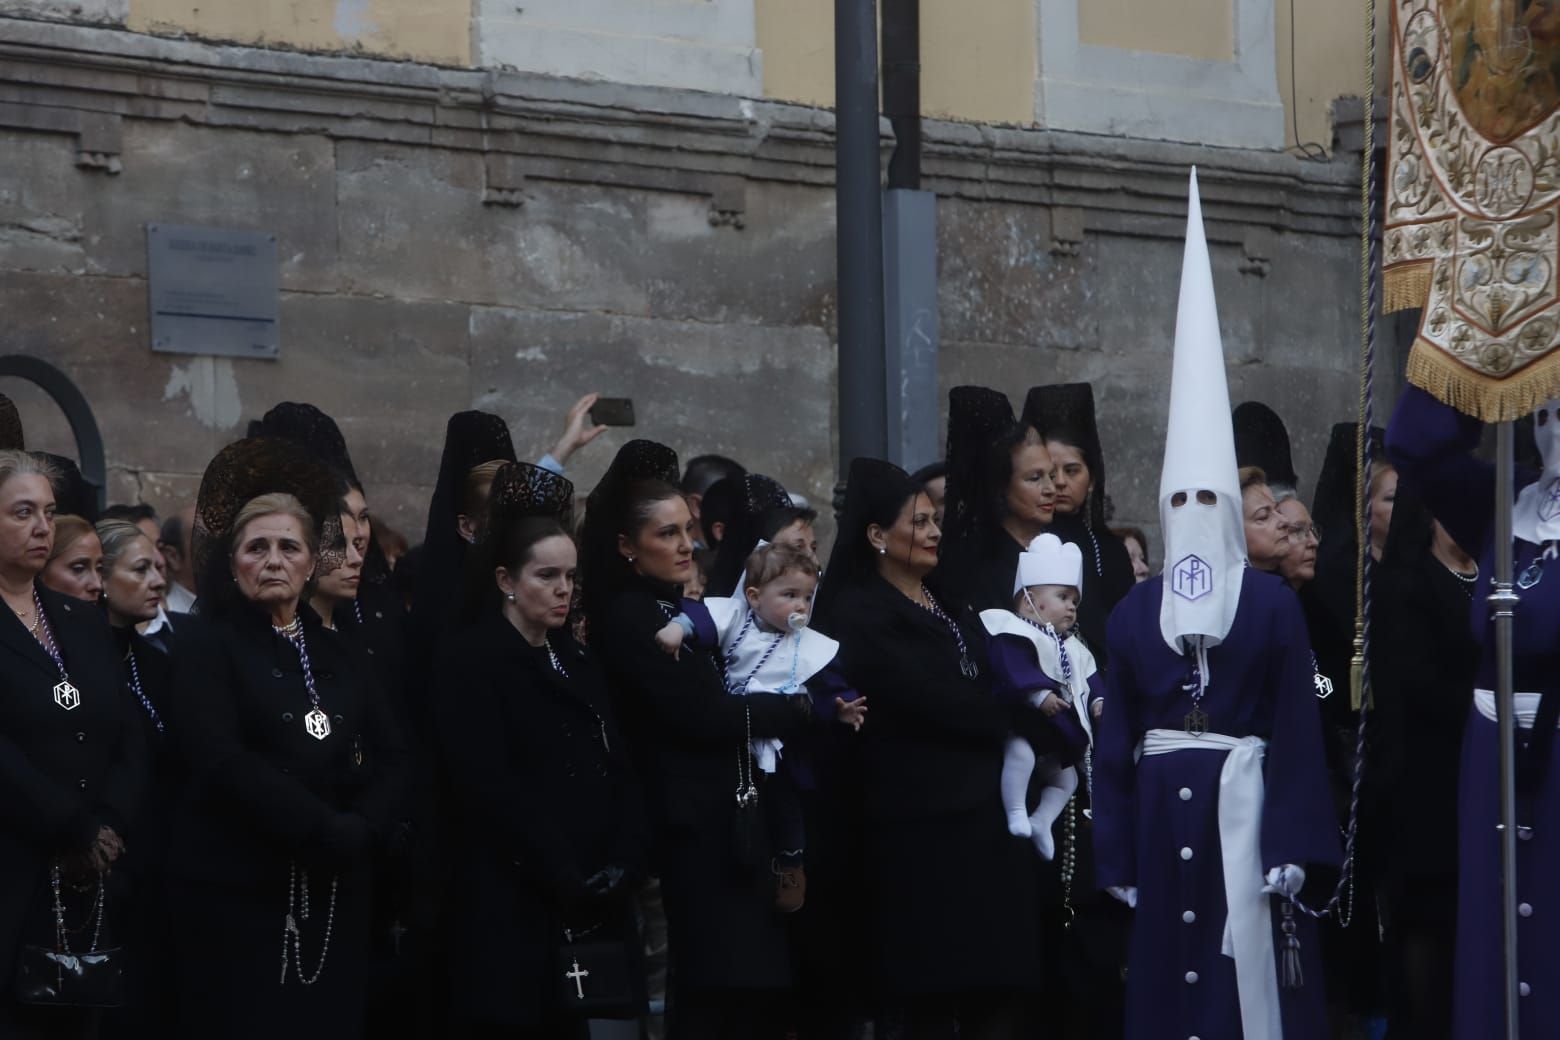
(14, 868, 123, 1009)
(555, 923, 644, 1018)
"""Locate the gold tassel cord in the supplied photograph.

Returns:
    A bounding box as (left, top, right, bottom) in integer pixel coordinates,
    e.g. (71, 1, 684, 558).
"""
(1350, 0, 1376, 716)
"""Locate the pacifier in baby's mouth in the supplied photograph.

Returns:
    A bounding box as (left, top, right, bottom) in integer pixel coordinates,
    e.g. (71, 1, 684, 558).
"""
(787, 611, 809, 631)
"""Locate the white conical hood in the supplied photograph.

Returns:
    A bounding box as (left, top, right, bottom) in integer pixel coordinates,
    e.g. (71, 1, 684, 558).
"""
(1158, 168, 1248, 655)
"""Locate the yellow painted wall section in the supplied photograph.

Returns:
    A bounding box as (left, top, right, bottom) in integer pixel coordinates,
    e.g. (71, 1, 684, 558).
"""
(127, 0, 472, 66)
(755, 0, 1036, 125)
(1077, 0, 1234, 62)
(1274, 0, 1382, 154)
(756, 0, 833, 107)
(920, 0, 1035, 125)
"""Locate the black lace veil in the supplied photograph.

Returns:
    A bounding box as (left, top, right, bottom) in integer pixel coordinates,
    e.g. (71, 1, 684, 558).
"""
(191, 437, 344, 615)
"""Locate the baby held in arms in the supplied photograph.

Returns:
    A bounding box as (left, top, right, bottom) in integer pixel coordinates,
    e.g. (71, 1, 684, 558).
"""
(980, 534, 1100, 860)
(655, 542, 866, 910)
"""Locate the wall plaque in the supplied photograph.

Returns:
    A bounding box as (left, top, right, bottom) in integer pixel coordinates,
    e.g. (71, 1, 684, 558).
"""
(147, 223, 279, 359)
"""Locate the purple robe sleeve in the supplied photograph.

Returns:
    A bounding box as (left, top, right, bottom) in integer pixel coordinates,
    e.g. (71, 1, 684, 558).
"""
(1092, 612, 1142, 890)
(1386, 384, 1493, 555)
(806, 662, 858, 721)
(984, 632, 1062, 705)
(679, 598, 719, 650)
(1259, 586, 1343, 872)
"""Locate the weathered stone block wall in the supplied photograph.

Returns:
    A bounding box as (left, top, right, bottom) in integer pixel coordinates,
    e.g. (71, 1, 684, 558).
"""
(0, 18, 1366, 555)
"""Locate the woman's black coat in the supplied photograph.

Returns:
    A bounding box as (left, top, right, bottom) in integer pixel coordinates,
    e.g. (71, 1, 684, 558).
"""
(1368, 554, 1479, 913)
(163, 603, 406, 1036)
(0, 585, 146, 998)
(435, 611, 648, 1026)
(824, 576, 1040, 998)
(110, 621, 182, 1032)
(594, 574, 810, 994)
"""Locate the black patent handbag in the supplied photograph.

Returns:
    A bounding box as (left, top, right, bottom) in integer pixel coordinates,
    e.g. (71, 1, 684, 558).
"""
(555, 921, 644, 1017)
(14, 867, 123, 1009)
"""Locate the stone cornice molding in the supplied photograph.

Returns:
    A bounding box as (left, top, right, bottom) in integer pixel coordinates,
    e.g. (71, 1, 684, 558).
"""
(0, 17, 1360, 241)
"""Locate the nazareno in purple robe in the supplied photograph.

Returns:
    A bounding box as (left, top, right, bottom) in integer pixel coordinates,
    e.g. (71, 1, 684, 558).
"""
(1093, 567, 1339, 1040)
(1388, 385, 1560, 1040)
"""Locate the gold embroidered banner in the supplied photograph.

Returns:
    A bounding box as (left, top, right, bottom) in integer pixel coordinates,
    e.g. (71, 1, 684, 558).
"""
(1384, 0, 1560, 420)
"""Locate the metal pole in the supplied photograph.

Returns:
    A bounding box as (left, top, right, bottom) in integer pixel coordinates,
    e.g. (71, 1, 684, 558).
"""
(834, 0, 889, 495)
(1490, 420, 1521, 1040)
(881, 0, 920, 191)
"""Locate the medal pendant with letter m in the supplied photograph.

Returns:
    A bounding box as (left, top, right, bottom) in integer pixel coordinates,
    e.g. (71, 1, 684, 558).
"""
(1184, 705, 1208, 736)
(53, 680, 80, 711)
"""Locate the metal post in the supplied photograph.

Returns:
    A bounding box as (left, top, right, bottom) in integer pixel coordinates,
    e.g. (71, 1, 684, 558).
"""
(834, 0, 888, 497)
(1490, 419, 1521, 1040)
(881, 0, 920, 191)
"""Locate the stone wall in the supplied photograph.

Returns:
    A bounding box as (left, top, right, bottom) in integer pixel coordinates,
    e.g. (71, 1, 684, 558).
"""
(0, 17, 1368, 554)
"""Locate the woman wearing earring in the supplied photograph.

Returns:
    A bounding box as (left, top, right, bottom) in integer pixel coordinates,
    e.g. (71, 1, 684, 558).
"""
(581, 440, 813, 1038)
(164, 439, 406, 1039)
(437, 462, 647, 1036)
(814, 458, 1039, 1039)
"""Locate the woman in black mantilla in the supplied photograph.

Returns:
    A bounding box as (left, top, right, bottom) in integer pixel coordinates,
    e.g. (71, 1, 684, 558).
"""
(251, 402, 436, 1027)
(163, 438, 406, 1039)
(1366, 480, 1478, 1040)
(0, 451, 145, 1040)
(814, 458, 1039, 1039)
(1022, 383, 1136, 665)
(436, 462, 648, 1036)
(581, 440, 814, 1039)
(936, 386, 1058, 616)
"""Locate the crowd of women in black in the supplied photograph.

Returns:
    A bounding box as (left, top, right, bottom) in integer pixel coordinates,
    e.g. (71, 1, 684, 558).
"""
(0, 379, 1480, 1040)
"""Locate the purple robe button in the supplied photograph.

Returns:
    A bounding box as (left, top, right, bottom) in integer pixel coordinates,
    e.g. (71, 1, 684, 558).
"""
(1519, 903, 1533, 918)
(1520, 983, 1531, 997)
(1185, 971, 1198, 984)
(1182, 910, 1196, 923)
(1179, 787, 1192, 801)
(1180, 846, 1193, 861)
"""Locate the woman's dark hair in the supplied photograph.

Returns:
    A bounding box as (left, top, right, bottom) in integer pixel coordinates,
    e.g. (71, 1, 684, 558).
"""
(813, 458, 921, 628)
(942, 386, 1036, 553)
(464, 514, 572, 621)
(579, 440, 683, 636)
(580, 479, 685, 630)
(759, 505, 818, 542)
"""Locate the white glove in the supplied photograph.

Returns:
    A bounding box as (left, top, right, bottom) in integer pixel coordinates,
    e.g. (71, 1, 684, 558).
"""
(1107, 885, 1138, 908)
(1262, 864, 1306, 898)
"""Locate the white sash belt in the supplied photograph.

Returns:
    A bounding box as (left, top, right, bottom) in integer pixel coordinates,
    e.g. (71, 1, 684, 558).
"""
(1473, 689, 1548, 730)
(1141, 729, 1280, 1040)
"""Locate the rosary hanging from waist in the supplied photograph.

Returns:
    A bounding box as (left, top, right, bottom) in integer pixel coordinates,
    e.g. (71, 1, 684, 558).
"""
(279, 862, 338, 986)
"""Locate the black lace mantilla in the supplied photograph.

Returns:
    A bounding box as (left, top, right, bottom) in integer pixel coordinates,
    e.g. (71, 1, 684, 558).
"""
(192, 437, 345, 605)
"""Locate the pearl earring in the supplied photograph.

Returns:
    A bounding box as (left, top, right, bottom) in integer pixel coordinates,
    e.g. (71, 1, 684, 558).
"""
(505, 592, 515, 603)
(627, 555, 637, 564)
(877, 546, 887, 555)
